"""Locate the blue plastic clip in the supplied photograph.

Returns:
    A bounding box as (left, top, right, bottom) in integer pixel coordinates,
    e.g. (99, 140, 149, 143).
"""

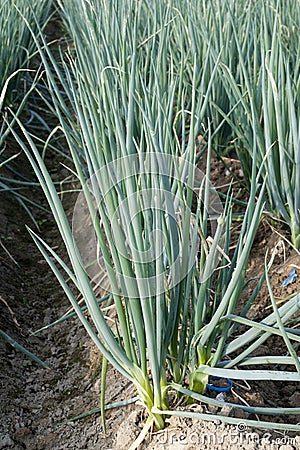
(206, 376, 233, 392)
(282, 269, 297, 287)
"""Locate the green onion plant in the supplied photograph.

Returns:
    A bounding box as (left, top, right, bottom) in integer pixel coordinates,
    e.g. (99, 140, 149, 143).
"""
(0, 0, 53, 146)
(0, 0, 53, 104)
(216, 0, 300, 248)
(13, 0, 300, 434)
(0, 0, 56, 223)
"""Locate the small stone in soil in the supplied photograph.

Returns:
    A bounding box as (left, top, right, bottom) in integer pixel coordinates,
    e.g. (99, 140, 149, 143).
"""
(289, 391, 300, 406)
(219, 405, 234, 416)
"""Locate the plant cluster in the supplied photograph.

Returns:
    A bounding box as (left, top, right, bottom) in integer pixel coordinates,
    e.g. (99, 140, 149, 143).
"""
(1, 0, 300, 438)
